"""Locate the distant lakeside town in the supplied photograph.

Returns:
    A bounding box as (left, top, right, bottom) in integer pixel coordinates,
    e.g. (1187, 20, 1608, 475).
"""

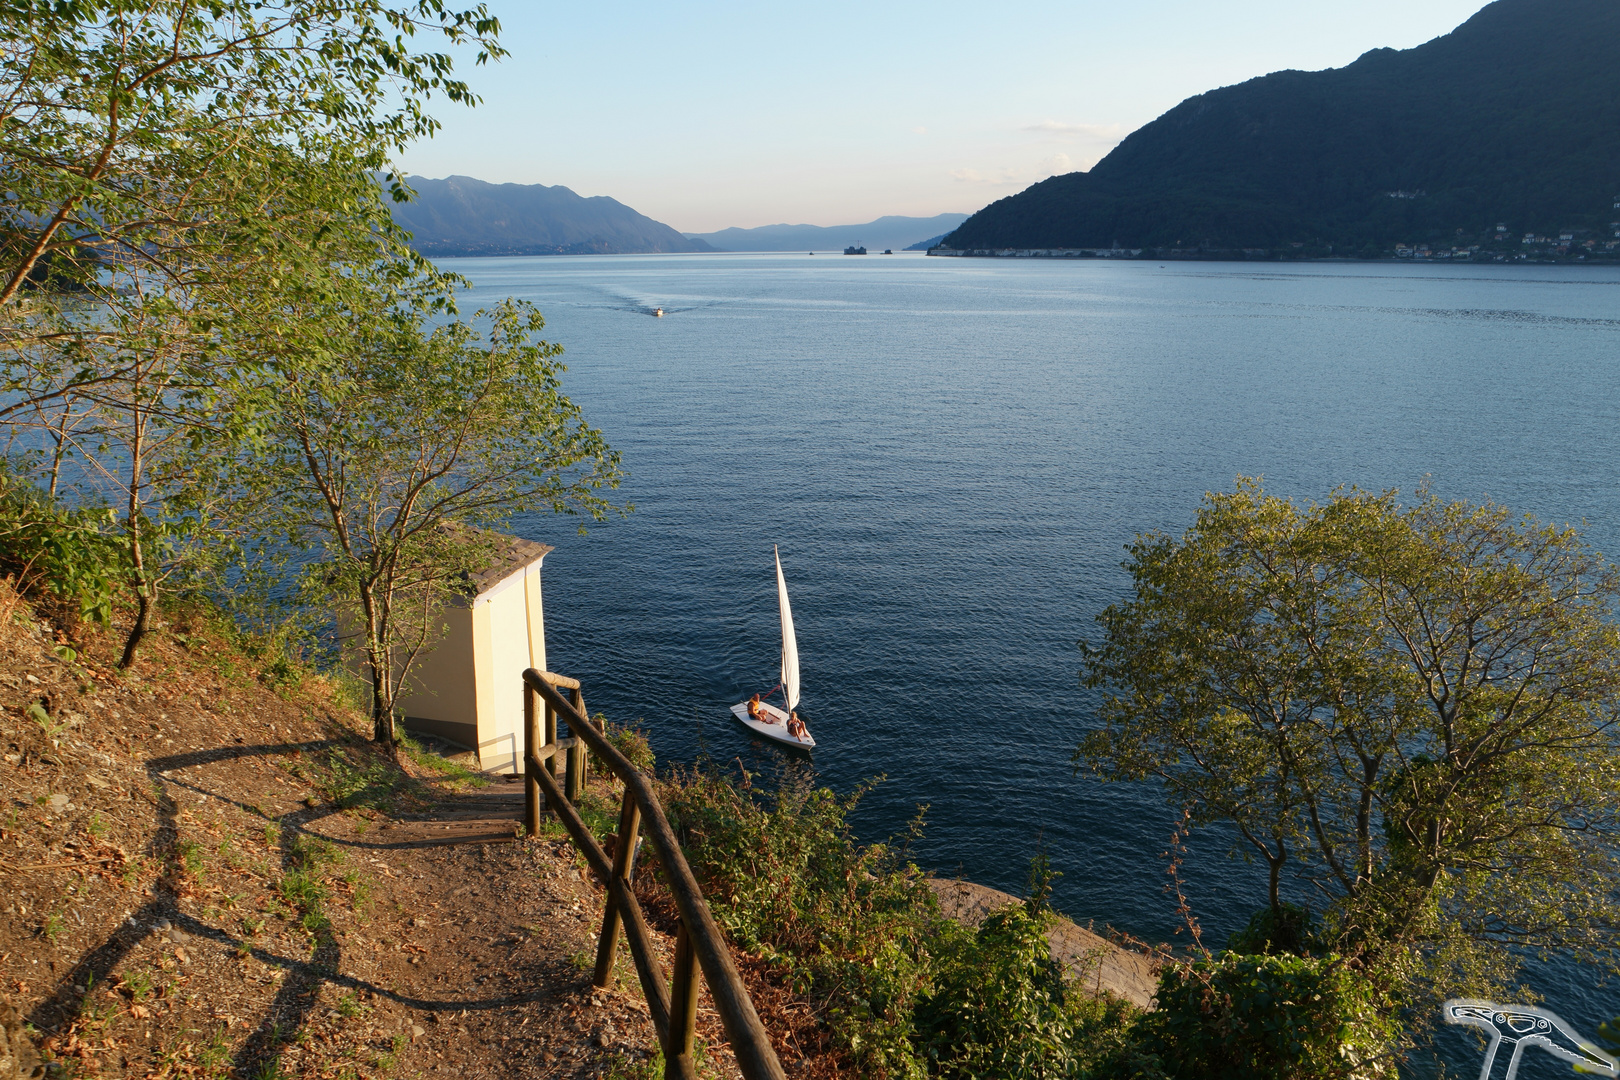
(930, 219, 1620, 263)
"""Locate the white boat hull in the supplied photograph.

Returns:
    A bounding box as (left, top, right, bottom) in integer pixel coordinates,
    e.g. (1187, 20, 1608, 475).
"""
(729, 700, 815, 750)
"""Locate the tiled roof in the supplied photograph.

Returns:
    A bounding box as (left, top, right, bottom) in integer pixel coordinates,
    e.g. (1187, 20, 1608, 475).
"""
(470, 532, 554, 595)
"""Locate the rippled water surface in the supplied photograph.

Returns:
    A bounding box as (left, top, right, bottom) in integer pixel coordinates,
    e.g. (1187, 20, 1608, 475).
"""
(447, 253, 1620, 1050)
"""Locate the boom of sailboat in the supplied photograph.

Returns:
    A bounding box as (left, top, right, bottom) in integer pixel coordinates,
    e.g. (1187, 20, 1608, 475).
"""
(729, 546, 815, 749)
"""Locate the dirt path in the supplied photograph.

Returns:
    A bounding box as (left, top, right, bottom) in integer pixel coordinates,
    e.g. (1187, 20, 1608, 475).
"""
(0, 589, 673, 1080)
(2, 582, 1156, 1080)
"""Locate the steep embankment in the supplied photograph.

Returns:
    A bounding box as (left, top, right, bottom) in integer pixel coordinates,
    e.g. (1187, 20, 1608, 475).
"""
(944, 0, 1620, 254)
(0, 577, 1169, 1080)
(0, 586, 675, 1080)
(390, 175, 714, 256)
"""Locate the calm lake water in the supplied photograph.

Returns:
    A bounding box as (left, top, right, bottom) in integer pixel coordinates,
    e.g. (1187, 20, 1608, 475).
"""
(449, 252, 1620, 1062)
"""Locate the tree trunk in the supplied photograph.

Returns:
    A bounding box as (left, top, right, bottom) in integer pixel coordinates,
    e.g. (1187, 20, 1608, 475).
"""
(368, 650, 395, 746)
(119, 579, 153, 670)
(47, 407, 72, 498)
(358, 580, 396, 746)
(118, 424, 148, 669)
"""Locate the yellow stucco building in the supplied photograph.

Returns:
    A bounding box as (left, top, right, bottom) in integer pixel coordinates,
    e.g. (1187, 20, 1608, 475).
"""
(393, 533, 553, 773)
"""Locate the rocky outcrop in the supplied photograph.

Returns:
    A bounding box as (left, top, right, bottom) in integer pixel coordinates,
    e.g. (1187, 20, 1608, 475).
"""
(927, 879, 1161, 1010)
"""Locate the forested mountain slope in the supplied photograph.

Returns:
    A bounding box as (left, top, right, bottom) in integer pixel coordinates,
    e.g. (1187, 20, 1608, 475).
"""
(391, 175, 713, 256)
(942, 0, 1620, 254)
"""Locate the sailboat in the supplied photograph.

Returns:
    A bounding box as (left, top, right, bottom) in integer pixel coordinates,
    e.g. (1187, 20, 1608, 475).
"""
(729, 547, 815, 749)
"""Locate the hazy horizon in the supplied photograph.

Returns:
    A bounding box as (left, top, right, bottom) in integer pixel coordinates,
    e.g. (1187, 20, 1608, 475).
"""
(391, 180, 971, 236)
(398, 0, 1491, 233)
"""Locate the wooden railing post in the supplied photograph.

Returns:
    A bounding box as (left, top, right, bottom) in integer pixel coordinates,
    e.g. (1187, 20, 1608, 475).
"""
(521, 669, 786, 1080)
(566, 686, 588, 803)
(523, 681, 540, 837)
(593, 789, 641, 987)
(543, 693, 558, 812)
(667, 924, 701, 1080)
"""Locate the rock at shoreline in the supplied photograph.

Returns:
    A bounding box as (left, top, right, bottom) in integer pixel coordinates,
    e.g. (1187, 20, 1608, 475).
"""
(926, 879, 1160, 1009)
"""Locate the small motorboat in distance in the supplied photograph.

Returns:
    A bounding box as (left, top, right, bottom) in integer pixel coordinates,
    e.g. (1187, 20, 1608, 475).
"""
(730, 547, 815, 750)
(652, 307, 664, 317)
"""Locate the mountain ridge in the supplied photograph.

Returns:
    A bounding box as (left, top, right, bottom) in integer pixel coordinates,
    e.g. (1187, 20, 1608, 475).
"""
(390, 175, 714, 256)
(687, 214, 970, 252)
(942, 0, 1620, 256)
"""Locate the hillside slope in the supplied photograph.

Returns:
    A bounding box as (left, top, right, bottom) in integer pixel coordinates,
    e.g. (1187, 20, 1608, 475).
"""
(943, 0, 1620, 254)
(0, 584, 674, 1080)
(390, 175, 714, 256)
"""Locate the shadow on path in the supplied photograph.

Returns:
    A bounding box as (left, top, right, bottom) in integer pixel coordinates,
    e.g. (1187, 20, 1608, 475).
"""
(26, 737, 538, 1079)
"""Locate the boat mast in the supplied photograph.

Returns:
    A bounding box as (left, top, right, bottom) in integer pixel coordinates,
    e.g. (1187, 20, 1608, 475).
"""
(776, 546, 800, 713)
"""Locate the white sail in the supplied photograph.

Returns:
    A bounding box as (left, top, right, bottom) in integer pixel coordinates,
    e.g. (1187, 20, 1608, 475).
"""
(776, 546, 800, 712)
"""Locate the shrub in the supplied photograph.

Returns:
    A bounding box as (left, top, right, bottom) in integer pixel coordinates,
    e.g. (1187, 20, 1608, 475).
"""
(1227, 902, 1326, 957)
(588, 714, 654, 776)
(662, 768, 943, 1078)
(914, 903, 1139, 1079)
(662, 768, 1152, 1079)
(0, 470, 127, 630)
(1143, 951, 1395, 1080)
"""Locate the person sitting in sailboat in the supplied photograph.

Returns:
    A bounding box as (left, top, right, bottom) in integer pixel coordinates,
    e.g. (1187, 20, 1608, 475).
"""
(729, 547, 816, 750)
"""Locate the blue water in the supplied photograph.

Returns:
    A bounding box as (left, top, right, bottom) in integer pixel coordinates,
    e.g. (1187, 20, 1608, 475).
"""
(451, 252, 1620, 1065)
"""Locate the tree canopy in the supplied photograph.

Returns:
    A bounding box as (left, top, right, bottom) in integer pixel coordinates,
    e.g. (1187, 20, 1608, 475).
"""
(247, 286, 622, 742)
(0, 0, 508, 664)
(1079, 480, 1620, 1004)
(0, 0, 624, 704)
(0, 0, 501, 309)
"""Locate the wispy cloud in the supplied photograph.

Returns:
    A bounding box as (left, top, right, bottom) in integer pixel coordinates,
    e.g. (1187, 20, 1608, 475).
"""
(949, 167, 1023, 186)
(1021, 120, 1127, 141)
(913, 126, 928, 135)
(951, 153, 1077, 187)
(1037, 152, 1074, 176)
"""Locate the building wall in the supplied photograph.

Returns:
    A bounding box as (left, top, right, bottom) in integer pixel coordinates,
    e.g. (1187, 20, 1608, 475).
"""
(472, 560, 547, 773)
(396, 604, 478, 751)
(343, 553, 549, 773)
(525, 564, 547, 673)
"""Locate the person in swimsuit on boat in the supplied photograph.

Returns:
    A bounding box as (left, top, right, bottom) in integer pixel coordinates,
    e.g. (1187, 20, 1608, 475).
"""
(788, 712, 807, 739)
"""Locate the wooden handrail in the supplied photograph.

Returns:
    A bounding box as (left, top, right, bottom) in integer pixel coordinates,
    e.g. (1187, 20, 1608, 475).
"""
(534, 669, 581, 690)
(522, 669, 786, 1080)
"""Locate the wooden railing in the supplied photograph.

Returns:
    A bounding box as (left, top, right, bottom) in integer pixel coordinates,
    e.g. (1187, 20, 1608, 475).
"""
(521, 669, 786, 1080)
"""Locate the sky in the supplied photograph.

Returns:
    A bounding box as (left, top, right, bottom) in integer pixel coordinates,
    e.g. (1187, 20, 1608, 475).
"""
(396, 0, 1493, 234)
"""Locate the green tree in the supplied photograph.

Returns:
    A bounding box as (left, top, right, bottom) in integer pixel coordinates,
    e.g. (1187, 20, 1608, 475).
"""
(252, 290, 622, 745)
(1078, 480, 1620, 1006)
(1, 1, 498, 661)
(0, 0, 500, 316)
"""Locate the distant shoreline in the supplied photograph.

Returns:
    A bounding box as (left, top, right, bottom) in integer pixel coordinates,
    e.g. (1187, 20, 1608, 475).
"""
(424, 249, 936, 258)
(419, 248, 1620, 266)
(927, 247, 1620, 266)
(415, 248, 1620, 266)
